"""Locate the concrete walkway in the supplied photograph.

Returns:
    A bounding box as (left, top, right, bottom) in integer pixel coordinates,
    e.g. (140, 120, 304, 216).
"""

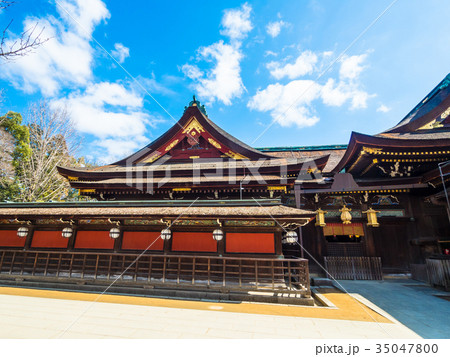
(337, 278, 450, 339)
(0, 286, 420, 339)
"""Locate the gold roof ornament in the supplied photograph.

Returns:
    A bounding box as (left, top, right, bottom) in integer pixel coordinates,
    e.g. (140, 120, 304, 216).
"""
(339, 205, 352, 224)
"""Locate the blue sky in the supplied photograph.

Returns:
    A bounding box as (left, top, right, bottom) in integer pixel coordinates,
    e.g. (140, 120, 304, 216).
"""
(1, 0, 450, 163)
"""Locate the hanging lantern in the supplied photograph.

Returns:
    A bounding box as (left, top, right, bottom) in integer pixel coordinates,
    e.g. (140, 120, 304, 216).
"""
(17, 226, 29, 238)
(62, 227, 73, 238)
(363, 207, 380, 227)
(285, 230, 298, 244)
(161, 227, 172, 240)
(212, 228, 224, 241)
(109, 227, 120, 239)
(340, 205, 352, 224)
(315, 208, 327, 227)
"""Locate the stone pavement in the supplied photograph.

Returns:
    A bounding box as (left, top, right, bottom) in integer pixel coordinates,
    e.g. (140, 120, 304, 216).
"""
(337, 278, 450, 339)
(0, 286, 420, 339)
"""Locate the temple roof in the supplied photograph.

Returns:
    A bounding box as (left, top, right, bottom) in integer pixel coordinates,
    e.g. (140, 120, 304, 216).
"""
(383, 73, 450, 133)
(58, 98, 331, 198)
(332, 74, 450, 178)
(0, 199, 314, 220)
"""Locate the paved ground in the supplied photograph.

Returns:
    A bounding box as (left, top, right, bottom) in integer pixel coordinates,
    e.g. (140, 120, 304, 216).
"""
(337, 278, 450, 339)
(0, 286, 420, 339)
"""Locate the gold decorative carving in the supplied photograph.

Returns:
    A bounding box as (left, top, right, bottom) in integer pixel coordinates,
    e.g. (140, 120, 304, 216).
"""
(208, 137, 222, 149)
(165, 139, 179, 152)
(225, 150, 248, 160)
(362, 147, 383, 155)
(182, 117, 205, 134)
(141, 151, 162, 163)
(267, 186, 287, 192)
(80, 189, 96, 193)
(441, 106, 450, 119)
(173, 188, 191, 192)
(67, 176, 78, 181)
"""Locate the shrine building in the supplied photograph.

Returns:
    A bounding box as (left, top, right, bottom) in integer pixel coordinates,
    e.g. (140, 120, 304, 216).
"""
(0, 74, 449, 299)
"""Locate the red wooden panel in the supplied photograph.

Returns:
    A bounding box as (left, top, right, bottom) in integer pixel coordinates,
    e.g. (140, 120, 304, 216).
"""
(31, 230, 68, 248)
(74, 231, 114, 250)
(122, 231, 164, 250)
(226, 233, 275, 253)
(0, 230, 26, 247)
(171, 232, 217, 252)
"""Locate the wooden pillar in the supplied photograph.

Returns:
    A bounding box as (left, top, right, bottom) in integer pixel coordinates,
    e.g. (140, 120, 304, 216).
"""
(163, 234, 171, 254)
(113, 230, 122, 252)
(217, 232, 225, 256)
(294, 184, 302, 208)
(23, 224, 35, 250)
(275, 230, 283, 257)
(67, 225, 77, 251)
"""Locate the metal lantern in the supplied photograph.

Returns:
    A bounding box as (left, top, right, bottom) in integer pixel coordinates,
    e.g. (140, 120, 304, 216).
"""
(340, 205, 352, 224)
(285, 230, 298, 244)
(62, 227, 73, 238)
(109, 227, 120, 239)
(17, 226, 29, 238)
(315, 208, 327, 227)
(363, 207, 380, 227)
(212, 228, 224, 241)
(161, 227, 172, 240)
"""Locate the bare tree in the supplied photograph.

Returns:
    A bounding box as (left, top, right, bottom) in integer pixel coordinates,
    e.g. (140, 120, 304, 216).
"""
(17, 102, 82, 202)
(0, 127, 15, 179)
(0, 1, 49, 60)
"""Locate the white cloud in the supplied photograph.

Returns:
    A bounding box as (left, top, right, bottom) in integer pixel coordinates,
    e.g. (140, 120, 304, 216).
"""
(182, 41, 245, 105)
(266, 20, 287, 38)
(50, 81, 165, 162)
(377, 104, 391, 113)
(52, 82, 149, 139)
(0, 0, 110, 96)
(56, 0, 110, 38)
(248, 80, 321, 128)
(264, 50, 278, 57)
(249, 51, 374, 127)
(182, 4, 253, 105)
(267, 50, 318, 80)
(0, 1, 161, 163)
(93, 136, 149, 164)
(111, 43, 130, 63)
(339, 54, 367, 81)
(321, 78, 372, 109)
(220, 3, 253, 40)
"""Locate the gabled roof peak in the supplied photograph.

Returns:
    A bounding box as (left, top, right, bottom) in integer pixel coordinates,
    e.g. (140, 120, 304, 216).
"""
(184, 95, 207, 116)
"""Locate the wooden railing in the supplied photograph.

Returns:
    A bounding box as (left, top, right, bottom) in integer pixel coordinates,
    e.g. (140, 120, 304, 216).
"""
(426, 257, 450, 290)
(324, 256, 383, 280)
(0, 249, 310, 297)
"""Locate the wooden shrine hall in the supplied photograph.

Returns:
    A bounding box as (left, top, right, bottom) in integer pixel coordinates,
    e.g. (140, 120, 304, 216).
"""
(0, 74, 450, 295)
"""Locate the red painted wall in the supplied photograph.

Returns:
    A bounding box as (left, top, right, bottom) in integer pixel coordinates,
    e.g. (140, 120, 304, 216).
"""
(122, 231, 164, 250)
(171, 232, 217, 252)
(74, 231, 115, 250)
(0, 230, 26, 247)
(31, 230, 68, 248)
(225, 233, 275, 253)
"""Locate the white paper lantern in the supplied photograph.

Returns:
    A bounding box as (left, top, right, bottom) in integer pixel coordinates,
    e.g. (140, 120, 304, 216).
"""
(17, 226, 29, 238)
(109, 227, 120, 239)
(161, 228, 171, 240)
(62, 227, 73, 238)
(285, 230, 298, 244)
(212, 229, 224, 241)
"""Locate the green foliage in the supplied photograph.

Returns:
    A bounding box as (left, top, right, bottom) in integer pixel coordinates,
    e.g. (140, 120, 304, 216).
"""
(0, 111, 31, 171)
(0, 107, 84, 202)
